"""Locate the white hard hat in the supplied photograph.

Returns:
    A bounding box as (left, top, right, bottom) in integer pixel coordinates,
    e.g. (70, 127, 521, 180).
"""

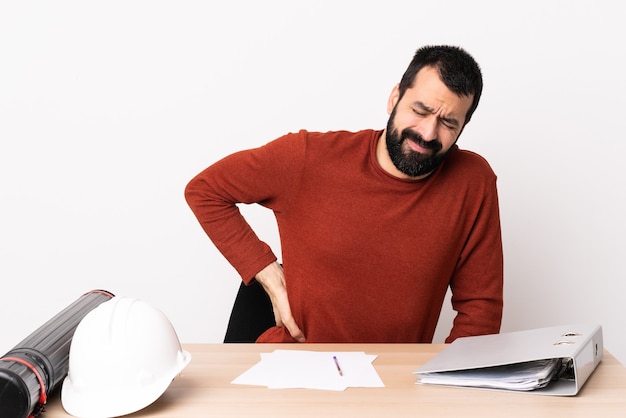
(61, 296, 191, 418)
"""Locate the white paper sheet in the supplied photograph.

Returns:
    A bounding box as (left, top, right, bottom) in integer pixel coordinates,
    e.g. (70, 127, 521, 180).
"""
(232, 350, 384, 391)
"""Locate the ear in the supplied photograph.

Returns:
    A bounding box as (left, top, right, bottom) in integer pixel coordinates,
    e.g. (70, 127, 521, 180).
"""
(387, 84, 401, 114)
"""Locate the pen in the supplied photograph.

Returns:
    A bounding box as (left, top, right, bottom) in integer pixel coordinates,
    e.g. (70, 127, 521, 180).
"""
(333, 355, 343, 376)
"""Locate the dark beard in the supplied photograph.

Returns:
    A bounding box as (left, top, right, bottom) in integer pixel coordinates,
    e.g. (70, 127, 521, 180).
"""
(385, 107, 450, 177)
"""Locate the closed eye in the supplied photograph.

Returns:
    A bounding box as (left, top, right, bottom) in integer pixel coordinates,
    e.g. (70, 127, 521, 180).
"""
(439, 116, 460, 130)
(412, 108, 428, 117)
(411, 101, 460, 130)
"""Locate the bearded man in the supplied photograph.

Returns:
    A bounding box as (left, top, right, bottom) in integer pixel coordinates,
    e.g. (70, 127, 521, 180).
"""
(185, 45, 503, 344)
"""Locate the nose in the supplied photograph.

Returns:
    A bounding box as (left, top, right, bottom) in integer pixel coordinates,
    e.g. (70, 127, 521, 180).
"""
(418, 116, 438, 142)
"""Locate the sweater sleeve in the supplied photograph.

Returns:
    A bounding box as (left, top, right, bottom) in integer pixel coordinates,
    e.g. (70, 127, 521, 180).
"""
(184, 132, 305, 283)
(446, 174, 504, 343)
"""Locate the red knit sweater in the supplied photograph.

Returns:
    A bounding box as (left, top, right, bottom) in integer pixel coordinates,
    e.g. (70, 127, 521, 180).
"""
(185, 129, 503, 343)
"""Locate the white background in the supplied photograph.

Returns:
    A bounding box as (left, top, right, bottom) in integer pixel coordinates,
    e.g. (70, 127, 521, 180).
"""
(1, 1, 625, 365)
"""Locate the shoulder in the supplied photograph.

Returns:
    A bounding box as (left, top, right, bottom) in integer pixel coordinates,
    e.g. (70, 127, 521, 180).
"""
(274, 129, 381, 158)
(433, 146, 498, 194)
(247, 129, 378, 160)
(251, 129, 378, 167)
(295, 129, 378, 144)
(444, 146, 497, 180)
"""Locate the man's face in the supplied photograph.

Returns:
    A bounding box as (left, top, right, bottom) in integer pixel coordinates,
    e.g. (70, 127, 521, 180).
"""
(384, 66, 474, 178)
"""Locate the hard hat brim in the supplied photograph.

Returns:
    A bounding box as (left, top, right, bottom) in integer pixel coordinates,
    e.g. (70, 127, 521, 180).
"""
(61, 349, 191, 418)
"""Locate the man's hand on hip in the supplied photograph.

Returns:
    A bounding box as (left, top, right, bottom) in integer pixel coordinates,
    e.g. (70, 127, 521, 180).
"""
(255, 261, 306, 342)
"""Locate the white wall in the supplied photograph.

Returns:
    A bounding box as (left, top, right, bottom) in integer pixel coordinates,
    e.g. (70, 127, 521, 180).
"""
(2, 1, 625, 365)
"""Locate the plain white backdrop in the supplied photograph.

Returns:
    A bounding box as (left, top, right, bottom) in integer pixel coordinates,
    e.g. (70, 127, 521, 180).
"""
(1, 1, 625, 365)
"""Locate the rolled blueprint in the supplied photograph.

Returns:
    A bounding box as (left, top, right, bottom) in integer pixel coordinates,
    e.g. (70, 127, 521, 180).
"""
(0, 289, 114, 418)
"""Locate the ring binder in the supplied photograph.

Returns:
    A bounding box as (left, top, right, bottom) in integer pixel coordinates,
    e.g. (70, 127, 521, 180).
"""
(414, 324, 604, 395)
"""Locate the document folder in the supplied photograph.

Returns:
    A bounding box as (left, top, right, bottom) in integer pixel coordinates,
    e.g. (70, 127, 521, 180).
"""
(415, 324, 603, 395)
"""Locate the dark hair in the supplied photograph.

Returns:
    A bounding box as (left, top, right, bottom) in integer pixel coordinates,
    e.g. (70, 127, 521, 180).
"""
(398, 45, 483, 123)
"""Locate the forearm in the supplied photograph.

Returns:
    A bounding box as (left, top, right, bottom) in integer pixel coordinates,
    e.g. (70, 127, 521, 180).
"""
(185, 165, 277, 283)
(185, 134, 305, 281)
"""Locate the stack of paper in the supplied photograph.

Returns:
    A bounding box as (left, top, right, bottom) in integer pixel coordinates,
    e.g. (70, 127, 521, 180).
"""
(232, 350, 384, 391)
(415, 358, 565, 391)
